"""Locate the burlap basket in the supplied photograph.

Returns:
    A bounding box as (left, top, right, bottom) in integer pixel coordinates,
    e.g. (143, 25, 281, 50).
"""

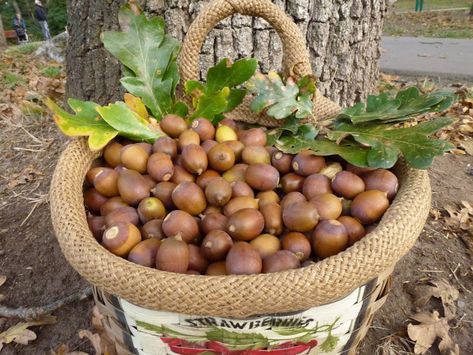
(50, 0, 431, 323)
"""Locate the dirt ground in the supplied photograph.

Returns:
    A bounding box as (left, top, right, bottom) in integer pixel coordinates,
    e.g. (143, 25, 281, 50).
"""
(0, 50, 472, 354)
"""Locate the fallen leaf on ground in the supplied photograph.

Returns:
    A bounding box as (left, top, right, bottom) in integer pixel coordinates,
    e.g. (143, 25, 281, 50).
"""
(7, 166, 44, 189)
(459, 139, 473, 155)
(444, 202, 473, 233)
(0, 315, 56, 350)
(407, 311, 459, 355)
(78, 330, 101, 354)
(0, 276, 6, 287)
(413, 279, 459, 319)
(51, 343, 88, 355)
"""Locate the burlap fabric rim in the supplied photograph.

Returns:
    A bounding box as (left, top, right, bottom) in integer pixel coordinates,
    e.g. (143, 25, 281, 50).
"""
(50, 0, 431, 318)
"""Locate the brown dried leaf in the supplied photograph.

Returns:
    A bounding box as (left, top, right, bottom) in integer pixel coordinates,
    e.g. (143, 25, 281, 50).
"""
(89, 307, 117, 355)
(79, 329, 101, 354)
(414, 279, 459, 319)
(51, 343, 88, 355)
(459, 139, 473, 155)
(7, 166, 44, 189)
(0, 315, 56, 350)
(407, 311, 459, 355)
(0, 275, 6, 287)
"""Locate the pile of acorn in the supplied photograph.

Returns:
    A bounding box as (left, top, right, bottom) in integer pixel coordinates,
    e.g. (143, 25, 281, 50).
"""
(84, 115, 399, 275)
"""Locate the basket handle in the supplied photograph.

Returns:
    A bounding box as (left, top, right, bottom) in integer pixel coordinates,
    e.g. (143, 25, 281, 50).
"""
(179, 0, 313, 82)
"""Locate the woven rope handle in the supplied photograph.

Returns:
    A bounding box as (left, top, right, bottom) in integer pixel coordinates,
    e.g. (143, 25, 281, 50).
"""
(179, 0, 313, 82)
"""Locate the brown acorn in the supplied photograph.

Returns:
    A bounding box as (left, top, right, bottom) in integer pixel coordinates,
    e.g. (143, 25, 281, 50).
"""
(191, 118, 215, 141)
(312, 220, 348, 259)
(87, 215, 106, 242)
(155, 236, 189, 273)
(250, 234, 281, 259)
(84, 188, 108, 214)
(160, 114, 187, 138)
(222, 164, 248, 183)
(181, 144, 208, 175)
(94, 168, 119, 197)
(142, 175, 157, 191)
(117, 169, 150, 205)
(280, 192, 306, 210)
(302, 174, 332, 200)
(128, 239, 161, 268)
(331, 171, 365, 199)
(103, 141, 123, 167)
(231, 181, 254, 198)
(178, 129, 200, 151)
(136, 142, 153, 155)
(152, 136, 178, 159)
(201, 230, 233, 261)
(281, 232, 311, 261)
(309, 193, 343, 220)
(206, 262, 228, 275)
(201, 139, 218, 154)
(172, 182, 207, 215)
(350, 190, 389, 225)
(241, 146, 270, 165)
(337, 216, 366, 246)
(280, 173, 305, 193)
(102, 222, 142, 257)
(362, 169, 399, 200)
(238, 128, 267, 146)
(205, 177, 232, 207)
(282, 201, 319, 232)
(141, 219, 165, 240)
(292, 151, 326, 176)
(162, 210, 199, 242)
(218, 118, 237, 130)
(245, 164, 280, 191)
(137, 197, 166, 223)
(223, 196, 259, 216)
(147, 152, 174, 182)
(227, 208, 265, 241)
(201, 213, 228, 234)
(105, 206, 140, 227)
(271, 151, 293, 174)
(262, 250, 300, 273)
(120, 144, 149, 173)
(170, 165, 195, 184)
(151, 182, 176, 210)
(203, 206, 223, 215)
(188, 244, 209, 273)
(196, 170, 220, 190)
(208, 143, 236, 172)
(99, 197, 128, 216)
(346, 163, 376, 176)
(225, 242, 262, 275)
(260, 202, 283, 236)
(223, 140, 245, 161)
(256, 191, 280, 208)
(86, 166, 106, 186)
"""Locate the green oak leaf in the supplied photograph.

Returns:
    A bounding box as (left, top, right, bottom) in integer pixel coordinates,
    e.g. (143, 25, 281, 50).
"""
(102, 5, 181, 119)
(266, 116, 319, 147)
(246, 71, 314, 119)
(328, 117, 456, 169)
(206, 58, 258, 93)
(96, 102, 163, 143)
(46, 98, 118, 151)
(336, 87, 455, 125)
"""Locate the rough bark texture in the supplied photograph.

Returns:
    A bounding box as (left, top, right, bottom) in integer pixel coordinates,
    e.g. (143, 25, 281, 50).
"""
(66, 0, 387, 107)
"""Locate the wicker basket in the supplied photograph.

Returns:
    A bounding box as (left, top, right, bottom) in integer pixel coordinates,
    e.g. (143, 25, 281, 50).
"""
(50, 0, 431, 353)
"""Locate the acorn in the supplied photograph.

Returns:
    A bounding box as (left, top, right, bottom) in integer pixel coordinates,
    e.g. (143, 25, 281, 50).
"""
(147, 152, 174, 182)
(103, 141, 123, 167)
(225, 242, 262, 275)
(282, 201, 319, 232)
(120, 144, 149, 173)
(105, 206, 139, 227)
(262, 250, 300, 273)
(162, 210, 199, 242)
(196, 170, 220, 190)
(227, 208, 265, 241)
(245, 164, 279, 191)
(99, 197, 128, 216)
(222, 164, 248, 183)
(172, 182, 207, 215)
(87, 215, 106, 242)
(94, 168, 119, 197)
(238, 128, 267, 146)
(137, 197, 166, 223)
(280, 173, 305, 193)
(201, 230, 233, 261)
(223, 196, 259, 216)
(86, 166, 106, 186)
(241, 146, 270, 165)
(223, 140, 245, 161)
(312, 220, 348, 259)
(136, 142, 153, 155)
(271, 151, 293, 174)
(152, 136, 178, 159)
(128, 239, 161, 268)
(188, 244, 209, 273)
(191, 118, 215, 141)
(201, 213, 228, 234)
(102, 222, 141, 257)
(205, 177, 232, 207)
(155, 236, 189, 273)
(249, 234, 281, 259)
(218, 118, 237, 130)
(206, 262, 228, 275)
(231, 181, 254, 198)
(201, 139, 218, 154)
(346, 163, 376, 176)
(203, 206, 223, 215)
(181, 144, 208, 175)
(302, 174, 332, 200)
(178, 129, 200, 151)
(208, 143, 236, 172)
(350, 190, 389, 225)
(309, 193, 343, 220)
(84, 188, 108, 214)
(331, 171, 365, 199)
(141, 219, 165, 240)
(281, 232, 311, 261)
(280, 192, 306, 210)
(117, 169, 150, 205)
(260, 202, 283, 236)
(338, 216, 366, 246)
(142, 175, 157, 191)
(160, 114, 187, 138)
(215, 125, 238, 143)
(362, 169, 399, 200)
(319, 162, 343, 180)
(170, 166, 195, 184)
(151, 182, 176, 210)
(292, 151, 326, 176)
(256, 191, 280, 208)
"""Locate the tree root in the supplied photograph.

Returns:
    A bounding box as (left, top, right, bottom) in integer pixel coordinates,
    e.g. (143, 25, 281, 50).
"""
(0, 287, 92, 320)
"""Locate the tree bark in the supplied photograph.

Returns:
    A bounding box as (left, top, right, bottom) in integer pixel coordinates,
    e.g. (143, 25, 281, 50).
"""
(0, 16, 7, 48)
(66, 0, 387, 107)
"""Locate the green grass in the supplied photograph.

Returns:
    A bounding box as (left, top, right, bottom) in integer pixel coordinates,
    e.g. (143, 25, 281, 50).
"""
(40, 66, 62, 78)
(3, 71, 26, 88)
(5, 42, 43, 56)
(384, 10, 473, 38)
(393, 0, 472, 11)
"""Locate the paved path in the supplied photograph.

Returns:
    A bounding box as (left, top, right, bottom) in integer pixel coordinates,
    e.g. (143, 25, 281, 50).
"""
(380, 36, 473, 80)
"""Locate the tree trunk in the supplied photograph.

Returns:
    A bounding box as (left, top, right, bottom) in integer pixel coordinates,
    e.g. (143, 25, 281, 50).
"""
(0, 16, 7, 48)
(66, 0, 387, 107)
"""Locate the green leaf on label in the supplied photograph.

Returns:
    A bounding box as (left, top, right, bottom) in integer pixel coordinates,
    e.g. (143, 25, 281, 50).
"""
(96, 102, 163, 143)
(328, 117, 456, 169)
(246, 71, 315, 119)
(319, 333, 339, 352)
(337, 87, 455, 125)
(206, 327, 269, 350)
(185, 58, 257, 123)
(46, 98, 118, 151)
(102, 5, 181, 119)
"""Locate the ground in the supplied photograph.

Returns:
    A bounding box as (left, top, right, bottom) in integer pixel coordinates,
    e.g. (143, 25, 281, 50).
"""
(0, 47, 472, 354)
